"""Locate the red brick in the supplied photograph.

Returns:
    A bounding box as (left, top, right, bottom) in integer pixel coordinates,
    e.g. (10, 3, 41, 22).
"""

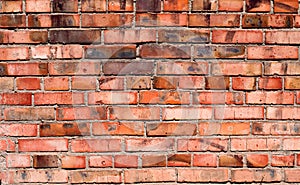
(4, 107, 54, 121)
(49, 62, 101, 76)
(212, 62, 262, 76)
(163, 107, 212, 120)
(109, 107, 160, 120)
(246, 0, 270, 12)
(136, 0, 161, 12)
(219, 0, 243, 11)
(147, 122, 196, 136)
(70, 170, 122, 184)
(26, 0, 50, 12)
(285, 77, 300, 90)
(12, 170, 68, 183)
(189, 14, 240, 27)
(188, 14, 209, 27)
(219, 154, 243, 167)
(274, 0, 298, 13)
(115, 155, 138, 168)
(0, 77, 14, 91)
(283, 138, 300, 150)
(33, 155, 59, 168)
(232, 169, 281, 182)
(126, 138, 175, 152)
(0, 15, 26, 28)
(298, 154, 300, 165)
(40, 122, 90, 136)
(272, 155, 294, 167)
(44, 77, 69, 91)
(179, 76, 205, 89)
(259, 77, 282, 90)
(50, 30, 100, 44)
(205, 77, 230, 90)
(71, 139, 121, 152)
(85, 45, 136, 59)
(159, 29, 209, 43)
(194, 92, 243, 105)
(164, 0, 188, 11)
(142, 154, 166, 167)
(62, 156, 86, 169)
(88, 92, 137, 105)
(246, 154, 268, 167)
(16, 77, 41, 90)
(103, 62, 153, 75)
(194, 46, 245, 59)
(0, 124, 37, 136)
(104, 29, 155, 43)
(140, 91, 190, 105)
(34, 92, 84, 105)
(193, 154, 217, 167)
(81, 0, 106, 12)
(264, 62, 286, 75)
(6, 154, 31, 168)
(126, 76, 151, 89)
(213, 30, 263, 43)
(136, 13, 188, 26)
(7, 62, 48, 76)
(247, 138, 281, 151)
(167, 154, 191, 167)
(71, 77, 97, 90)
(124, 169, 176, 183)
(153, 76, 178, 89)
(157, 61, 208, 75)
(248, 46, 298, 60)
(0, 0, 22, 12)
(31, 45, 83, 59)
(0, 139, 15, 152)
(0, 47, 29, 60)
(19, 139, 68, 152)
(53, 0, 78, 12)
(267, 107, 300, 120)
(108, 0, 133, 11)
(0, 30, 47, 44)
(178, 138, 228, 151)
(82, 14, 133, 27)
(246, 91, 293, 104)
(215, 106, 264, 120)
(192, 0, 217, 11)
(231, 138, 246, 151)
(285, 169, 300, 182)
(57, 107, 107, 120)
(199, 122, 250, 136)
(0, 93, 31, 105)
(92, 122, 144, 136)
(28, 14, 80, 27)
(243, 15, 294, 28)
(99, 76, 124, 90)
(140, 44, 190, 59)
(89, 155, 112, 167)
(178, 168, 229, 182)
(232, 77, 256, 90)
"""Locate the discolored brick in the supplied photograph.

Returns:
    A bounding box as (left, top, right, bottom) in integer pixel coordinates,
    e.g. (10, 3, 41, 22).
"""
(50, 30, 100, 44)
(33, 155, 59, 168)
(85, 45, 136, 59)
(53, 0, 78, 12)
(136, 0, 161, 12)
(192, 0, 217, 11)
(40, 123, 90, 136)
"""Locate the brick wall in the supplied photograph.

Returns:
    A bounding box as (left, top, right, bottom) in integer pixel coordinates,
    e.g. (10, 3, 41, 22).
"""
(0, 0, 300, 184)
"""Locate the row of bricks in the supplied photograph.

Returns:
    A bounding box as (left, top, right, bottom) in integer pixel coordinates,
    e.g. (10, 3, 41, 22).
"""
(3, 29, 300, 45)
(1, 14, 300, 28)
(2, 137, 300, 152)
(0, 91, 300, 105)
(1, 168, 300, 183)
(1, 122, 300, 137)
(0, 45, 299, 60)
(1, 0, 298, 13)
(5, 153, 300, 169)
(4, 106, 300, 120)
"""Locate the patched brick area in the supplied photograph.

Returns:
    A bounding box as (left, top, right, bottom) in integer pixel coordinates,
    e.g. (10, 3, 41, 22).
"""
(0, 0, 300, 184)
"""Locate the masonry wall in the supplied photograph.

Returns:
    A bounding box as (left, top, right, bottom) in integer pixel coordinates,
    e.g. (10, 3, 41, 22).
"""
(0, 0, 300, 184)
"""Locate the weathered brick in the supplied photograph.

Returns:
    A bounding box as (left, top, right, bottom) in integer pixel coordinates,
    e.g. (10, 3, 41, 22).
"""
(0, 77, 14, 91)
(212, 30, 263, 43)
(136, 13, 188, 26)
(192, 0, 217, 11)
(19, 139, 68, 152)
(0, 139, 15, 152)
(243, 14, 294, 28)
(178, 168, 229, 182)
(274, 0, 298, 13)
(164, 0, 188, 11)
(82, 14, 133, 27)
(194, 46, 245, 59)
(92, 122, 144, 136)
(71, 170, 122, 183)
(53, 0, 78, 12)
(212, 62, 262, 76)
(110, 107, 160, 120)
(0, 0, 22, 12)
(115, 155, 138, 168)
(33, 155, 59, 168)
(0, 47, 29, 60)
(266, 31, 300, 44)
(108, 0, 133, 11)
(232, 77, 256, 90)
(71, 77, 97, 90)
(81, 0, 106, 12)
(264, 62, 286, 75)
(147, 122, 196, 136)
(40, 123, 90, 136)
(125, 169, 176, 183)
(163, 107, 212, 120)
(246, 91, 293, 104)
(194, 92, 244, 105)
(246, 0, 270, 12)
(99, 77, 124, 90)
(219, 0, 243, 11)
(103, 61, 154, 75)
(88, 92, 137, 104)
(142, 154, 166, 167)
(31, 45, 83, 59)
(44, 77, 69, 91)
(140, 44, 190, 58)
(62, 156, 86, 169)
(248, 46, 298, 60)
(0, 124, 37, 136)
(26, 0, 50, 12)
(232, 169, 281, 182)
(272, 155, 294, 167)
(153, 76, 178, 89)
(0, 15, 25, 28)
(7, 62, 48, 76)
(283, 138, 300, 150)
(167, 154, 191, 167)
(6, 154, 31, 168)
(267, 107, 300, 120)
(178, 76, 205, 89)
(13, 170, 68, 183)
(126, 138, 174, 151)
(0, 93, 31, 105)
(126, 76, 151, 89)
(57, 107, 107, 120)
(140, 91, 190, 105)
(178, 138, 228, 151)
(205, 76, 230, 90)
(199, 122, 250, 136)
(105, 29, 155, 43)
(158, 30, 209, 43)
(285, 169, 300, 182)
(247, 138, 281, 151)
(285, 77, 300, 90)
(136, 0, 161, 12)
(28, 14, 80, 27)
(193, 154, 217, 167)
(50, 30, 100, 44)
(215, 106, 264, 120)
(4, 107, 54, 121)
(157, 61, 208, 75)
(16, 77, 41, 90)
(89, 155, 113, 167)
(71, 139, 122, 152)
(246, 154, 268, 167)
(34, 92, 84, 105)
(85, 45, 136, 59)
(49, 62, 100, 76)
(219, 154, 243, 167)
(0, 30, 47, 44)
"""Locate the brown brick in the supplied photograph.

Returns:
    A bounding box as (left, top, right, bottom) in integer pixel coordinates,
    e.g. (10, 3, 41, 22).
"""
(243, 14, 293, 28)
(0, 77, 14, 91)
(108, 0, 133, 11)
(53, 0, 78, 12)
(246, 0, 270, 12)
(28, 14, 80, 27)
(164, 0, 189, 11)
(212, 62, 262, 76)
(140, 44, 190, 59)
(81, 0, 106, 12)
(246, 154, 269, 167)
(158, 29, 209, 43)
(0, 0, 23, 12)
(219, 154, 243, 167)
(33, 155, 59, 168)
(103, 62, 154, 75)
(142, 154, 166, 167)
(192, 0, 217, 11)
(85, 45, 136, 59)
(153, 76, 178, 89)
(92, 122, 144, 136)
(0, 15, 25, 28)
(205, 76, 230, 90)
(126, 76, 151, 90)
(40, 123, 90, 136)
(210, 14, 240, 27)
(188, 14, 209, 27)
(136, 0, 161, 12)
(167, 154, 191, 167)
(194, 46, 245, 59)
(50, 30, 100, 44)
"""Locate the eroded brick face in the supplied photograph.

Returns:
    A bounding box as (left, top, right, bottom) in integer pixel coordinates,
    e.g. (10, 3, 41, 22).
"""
(1, 0, 300, 184)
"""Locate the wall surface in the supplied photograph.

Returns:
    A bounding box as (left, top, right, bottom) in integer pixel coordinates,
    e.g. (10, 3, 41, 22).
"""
(0, 0, 300, 184)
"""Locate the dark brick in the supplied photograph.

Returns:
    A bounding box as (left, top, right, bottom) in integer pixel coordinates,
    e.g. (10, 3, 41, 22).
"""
(33, 155, 59, 168)
(50, 30, 101, 44)
(40, 123, 90, 136)
(53, 0, 78, 12)
(194, 46, 245, 59)
(246, 0, 271, 12)
(153, 76, 178, 89)
(0, 15, 25, 28)
(103, 62, 154, 75)
(167, 154, 191, 167)
(51, 15, 79, 27)
(136, 0, 161, 12)
(205, 76, 230, 90)
(158, 30, 209, 43)
(85, 45, 136, 59)
(140, 44, 190, 59)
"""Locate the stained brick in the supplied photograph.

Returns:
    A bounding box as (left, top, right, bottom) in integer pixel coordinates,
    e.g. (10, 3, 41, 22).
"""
(50, 30, 100, 44)
(246, 0, 270, 12)
(158, 30, 209, 43)
(82, 14, 133, 27)
(53, 0, 78, 12)
(192, 0, 217, 11)
(274, 0, 298, 13)
(136, 0, 161, 12)
(40, 123, 90, 136)
(108, 0, 133, 11)
(33, 155, 59, 168)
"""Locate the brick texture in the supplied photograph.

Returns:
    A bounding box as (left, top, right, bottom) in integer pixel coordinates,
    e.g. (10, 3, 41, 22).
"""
(0, 0, 300, 184)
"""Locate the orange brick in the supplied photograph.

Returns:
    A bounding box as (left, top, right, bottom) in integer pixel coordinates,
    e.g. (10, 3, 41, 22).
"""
(219, 154, 243, 167)
(167, 154, 191, 167)
(210, 14, 240, 27)
(193, 154, 217, 167)
(44, 77, 69, 91)
(71, 139, 121, 152)
(6, 154, 31, 168)
(147, 122, 196, 136)
(26, 0, 50, 12)
(246, 154, 268, 167)
(0, 93, 31, 105)
(92, 122, 144, 136)
(0, 30, 47, 44)
(62, 156, 86, 169)
(99, 77, 124, 90)
(142, 154, 166, 167)
(19, 139, 68, 152)
(264, 62, 286, 75)
(126, 138, 175, 152)
(124, 169, 176, 183)
(34, 92, 84, 105)
(164, 0, 189, 11)
(272, 155, 294, 167)
(0, 0, 23, 12)
(232, 77, 256, 90)
(71, 77, 97, 90)
(248, 46, 298, 60)
(246, 91, 294, 104)
(274, 0, 298, 13)
(285, 77, 300, 90)
(16, 77, 41, 90)
(140, 91, 190, 105)
(198, 122, 250, 136)
(247, 138, 281, 151)
(115, 155, 138, 168)
(82, 14, 133, 27)
(212, 30, 263, 43)
(89, 155, 112, 167)
(219, 0, 243, 11)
